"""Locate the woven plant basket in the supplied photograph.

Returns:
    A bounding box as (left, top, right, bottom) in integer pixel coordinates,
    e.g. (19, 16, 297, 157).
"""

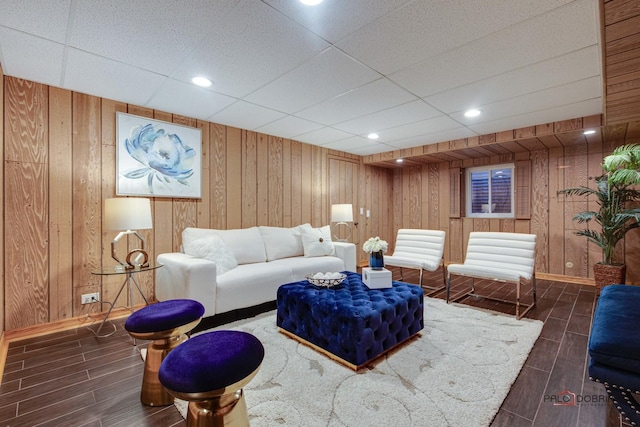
(593, 263, 626, 296)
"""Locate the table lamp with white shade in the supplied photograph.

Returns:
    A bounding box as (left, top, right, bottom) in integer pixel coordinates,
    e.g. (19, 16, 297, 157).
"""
(104, 197, 153, 269)
(331, 203, 353, 242)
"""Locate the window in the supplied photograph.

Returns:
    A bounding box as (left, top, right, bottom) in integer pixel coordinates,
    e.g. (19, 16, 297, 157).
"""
(466, 163, 514, 218)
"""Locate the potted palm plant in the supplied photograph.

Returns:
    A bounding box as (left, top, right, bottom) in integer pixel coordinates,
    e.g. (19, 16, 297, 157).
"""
(603, 143, 640, 186)
(559, 147, 640, 295)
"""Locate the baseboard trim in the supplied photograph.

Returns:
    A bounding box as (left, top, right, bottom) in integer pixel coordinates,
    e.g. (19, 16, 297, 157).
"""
(535, 272, 595, 286)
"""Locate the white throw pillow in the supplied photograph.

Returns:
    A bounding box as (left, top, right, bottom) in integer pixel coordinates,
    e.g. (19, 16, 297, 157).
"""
(259, 226, 304, 261)
(184, 234, 238, 275)
(212, 227, 267, 265)
(299, 223, 335, 257)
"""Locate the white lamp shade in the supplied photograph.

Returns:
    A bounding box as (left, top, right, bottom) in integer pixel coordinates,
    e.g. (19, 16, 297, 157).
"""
(104, 198, 152, 231)
(331, 204, 353, 222)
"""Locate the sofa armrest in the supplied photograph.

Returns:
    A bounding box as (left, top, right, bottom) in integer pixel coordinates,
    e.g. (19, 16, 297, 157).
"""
(156, 252, 217, 317)
(333, 242, 357, 272)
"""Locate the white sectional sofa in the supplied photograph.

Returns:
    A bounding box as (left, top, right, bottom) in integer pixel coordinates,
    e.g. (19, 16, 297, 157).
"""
(155, 224, 357, 317)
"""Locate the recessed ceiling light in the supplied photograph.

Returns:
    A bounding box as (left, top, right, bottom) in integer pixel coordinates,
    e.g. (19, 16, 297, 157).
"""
(464, 109, 481, 118)
(191, 76, 212, 87)
(300, 0, 323, 5)
(367, 133, 379, 140)
(583, 129, 596, 135)
(396, 159, 403, 163)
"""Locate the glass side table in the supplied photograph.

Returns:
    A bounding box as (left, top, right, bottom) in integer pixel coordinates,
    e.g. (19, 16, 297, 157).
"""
(90, 263, 163, 337)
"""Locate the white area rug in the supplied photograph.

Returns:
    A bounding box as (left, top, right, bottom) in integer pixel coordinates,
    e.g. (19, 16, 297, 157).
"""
(170, 298, 543, 426)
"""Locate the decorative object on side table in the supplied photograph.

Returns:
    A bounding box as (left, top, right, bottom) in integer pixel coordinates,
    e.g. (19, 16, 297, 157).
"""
(362, 236, 388, 270)
(104, 197, 153, 269)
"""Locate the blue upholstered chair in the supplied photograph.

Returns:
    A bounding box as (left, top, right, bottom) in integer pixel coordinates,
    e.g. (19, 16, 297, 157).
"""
(125, 299, 205, 406)
(588, 284, 640, 425)
(159, 330, 264, 427)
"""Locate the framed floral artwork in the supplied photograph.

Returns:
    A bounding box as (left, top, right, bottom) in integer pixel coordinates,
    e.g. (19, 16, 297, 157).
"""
(116, 112, 202, 198)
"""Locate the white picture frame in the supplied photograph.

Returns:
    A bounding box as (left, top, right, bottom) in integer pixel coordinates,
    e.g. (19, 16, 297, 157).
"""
(116, 112, 202, 199)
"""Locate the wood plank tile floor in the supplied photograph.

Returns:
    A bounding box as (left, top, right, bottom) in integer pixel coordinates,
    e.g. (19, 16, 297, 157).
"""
(0, 267, 625, 426)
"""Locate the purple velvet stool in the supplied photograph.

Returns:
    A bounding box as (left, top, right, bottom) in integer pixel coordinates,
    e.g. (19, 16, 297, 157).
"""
(125, 299, 204, 406)
(159, 331, 264, 427)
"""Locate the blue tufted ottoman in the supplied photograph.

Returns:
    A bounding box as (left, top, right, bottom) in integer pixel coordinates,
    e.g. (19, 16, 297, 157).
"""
(588, 284, 640, 425)
(125, 299, 205, 406)
(277, 270, 423, 369)
(159, 330, 264, 427)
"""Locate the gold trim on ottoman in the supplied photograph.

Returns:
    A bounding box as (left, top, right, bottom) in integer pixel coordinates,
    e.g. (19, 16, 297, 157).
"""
(279, 328, 422, 371)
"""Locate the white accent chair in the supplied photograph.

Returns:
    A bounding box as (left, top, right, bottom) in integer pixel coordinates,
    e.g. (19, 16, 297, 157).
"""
(384, 229, 446, 294)
(446, 232, 537, 320)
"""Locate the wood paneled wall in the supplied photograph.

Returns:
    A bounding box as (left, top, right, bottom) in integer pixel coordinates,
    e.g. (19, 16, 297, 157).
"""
(0, 64, 4, 335)
(386, 137, 640, 285)
(3, 74, 639, 332)
(603, 0, 640, 124)
(2, 76, 394, 331)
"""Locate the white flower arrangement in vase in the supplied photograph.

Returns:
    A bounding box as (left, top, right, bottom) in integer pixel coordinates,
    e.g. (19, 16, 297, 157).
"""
(363, 237, 388, 270)
(362, 236, 388, 253)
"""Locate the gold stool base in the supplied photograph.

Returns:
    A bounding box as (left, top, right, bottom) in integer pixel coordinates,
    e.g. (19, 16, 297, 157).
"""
(125, 301, 204, 406)
(186, 389, 248, 427)
(129, 317, 202, 406)
(141, 334, 188, 406)
(170, 366, 261, 427)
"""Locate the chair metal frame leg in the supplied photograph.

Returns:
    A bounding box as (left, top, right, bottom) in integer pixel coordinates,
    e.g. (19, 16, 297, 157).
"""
(399, 266, 446, 296)
(446, 273, 536, 320)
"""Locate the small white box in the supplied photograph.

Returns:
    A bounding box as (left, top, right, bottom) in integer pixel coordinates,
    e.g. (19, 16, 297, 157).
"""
(362, 267, 392, 289)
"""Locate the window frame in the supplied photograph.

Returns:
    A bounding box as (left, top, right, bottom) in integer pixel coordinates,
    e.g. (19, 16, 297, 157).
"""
(465, 163, 515, 219)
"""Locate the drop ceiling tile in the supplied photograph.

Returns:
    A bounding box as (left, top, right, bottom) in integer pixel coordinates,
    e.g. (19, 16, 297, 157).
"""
(467, 98, 602, 135)
(425, 45, 602, 114)
(334, 100, 442, 135)
(322, 136, 383, 151)
(209, 101, 286, 130)
(376, 115, 461, 142)
(262, 0, 412, 43)
(146, 79, 236, 121)
(338, 0, 576, 75)
(347, 142, 397, 156)
(294, 127, 355, 146)
(68, 0, 240, 76)
(0, 0, 71, 42)
(0, 0, 606, 156)
(391, 0, 598, 97)
(255, 116, 323, 139)
(296, 78, 417, 125)
(0, 29, 64, 86)
(245, 47, 380, 114)
(450, 77, 602, 125)
(64, 49, 167, 106)
(173, 0, 329, 98)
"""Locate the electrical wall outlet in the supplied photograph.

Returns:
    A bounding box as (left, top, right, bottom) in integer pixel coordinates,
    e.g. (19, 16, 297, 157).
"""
(81, 292, 100, 304)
